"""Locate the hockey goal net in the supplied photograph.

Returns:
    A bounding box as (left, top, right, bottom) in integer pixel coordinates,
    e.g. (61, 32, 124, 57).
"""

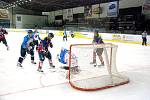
(68, 43, 129, 91)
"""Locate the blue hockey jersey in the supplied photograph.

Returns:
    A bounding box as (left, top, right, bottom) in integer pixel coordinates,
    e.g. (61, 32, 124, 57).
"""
(58, 48, 69, 64)
(63, 30, 67, 36)
(21, 35, 34, 49)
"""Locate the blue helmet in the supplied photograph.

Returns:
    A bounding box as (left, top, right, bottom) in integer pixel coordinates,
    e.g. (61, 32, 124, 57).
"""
(27, 30, 33, 33)
(27, 30, 33, 38)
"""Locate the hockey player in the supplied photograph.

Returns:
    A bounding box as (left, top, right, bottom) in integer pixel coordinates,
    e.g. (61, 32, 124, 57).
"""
(17, 30, 36, 67)
(141, 30, 147, 46)
(37, 33, 55, 72)
(90, 30, 104, 67)
(57, 47, 79, 73)
(0, 26, 9, 50)
(70, 30, 74, 38)
(63, 29, 67, 41)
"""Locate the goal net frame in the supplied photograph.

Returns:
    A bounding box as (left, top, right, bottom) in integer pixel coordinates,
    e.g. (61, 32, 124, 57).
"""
(68, 43, 129, 91)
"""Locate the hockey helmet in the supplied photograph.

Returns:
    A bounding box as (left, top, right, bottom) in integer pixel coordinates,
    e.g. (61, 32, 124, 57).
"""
(48, 33, 54, 38)
(94, 30, 99, 37)
(27, 30, 33, 34)
(27, 30, 33, 38)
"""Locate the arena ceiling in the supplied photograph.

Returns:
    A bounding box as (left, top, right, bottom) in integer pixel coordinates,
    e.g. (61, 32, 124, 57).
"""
(0, 0, 117, 12)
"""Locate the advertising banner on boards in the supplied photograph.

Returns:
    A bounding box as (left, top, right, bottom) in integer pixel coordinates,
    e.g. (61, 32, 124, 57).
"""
(107, 1, 118, 17)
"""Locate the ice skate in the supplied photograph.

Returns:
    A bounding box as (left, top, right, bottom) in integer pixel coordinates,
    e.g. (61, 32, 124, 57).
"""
(90, 62, 97, 67)
(98, 62, 105, 67)
(49, 63, 55, 68)
(17, 63, 23, 67)
(48, 63, 56, 72)
(31, 60, 36, 64)
(37, 68, 43, 72)
(6, 46, 9, 51)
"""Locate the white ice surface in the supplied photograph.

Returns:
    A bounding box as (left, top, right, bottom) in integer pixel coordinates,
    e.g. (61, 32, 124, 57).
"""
(0, 32, 150, 100)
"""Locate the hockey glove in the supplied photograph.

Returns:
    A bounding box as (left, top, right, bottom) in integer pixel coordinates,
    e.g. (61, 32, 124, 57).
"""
(26, 46, 32, 54)
(30, 42, 35, 46)
(50, 43, 53, 48)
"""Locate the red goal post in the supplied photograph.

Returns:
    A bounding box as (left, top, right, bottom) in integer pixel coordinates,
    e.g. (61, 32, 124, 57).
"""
(68, 43, 129, 91)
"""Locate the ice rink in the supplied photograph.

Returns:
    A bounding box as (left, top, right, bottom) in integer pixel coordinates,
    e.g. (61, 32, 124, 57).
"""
(0, 31, 150, 100)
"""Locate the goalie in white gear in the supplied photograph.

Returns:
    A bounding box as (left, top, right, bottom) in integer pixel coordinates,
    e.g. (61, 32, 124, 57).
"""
(57, 47, 79, 73)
